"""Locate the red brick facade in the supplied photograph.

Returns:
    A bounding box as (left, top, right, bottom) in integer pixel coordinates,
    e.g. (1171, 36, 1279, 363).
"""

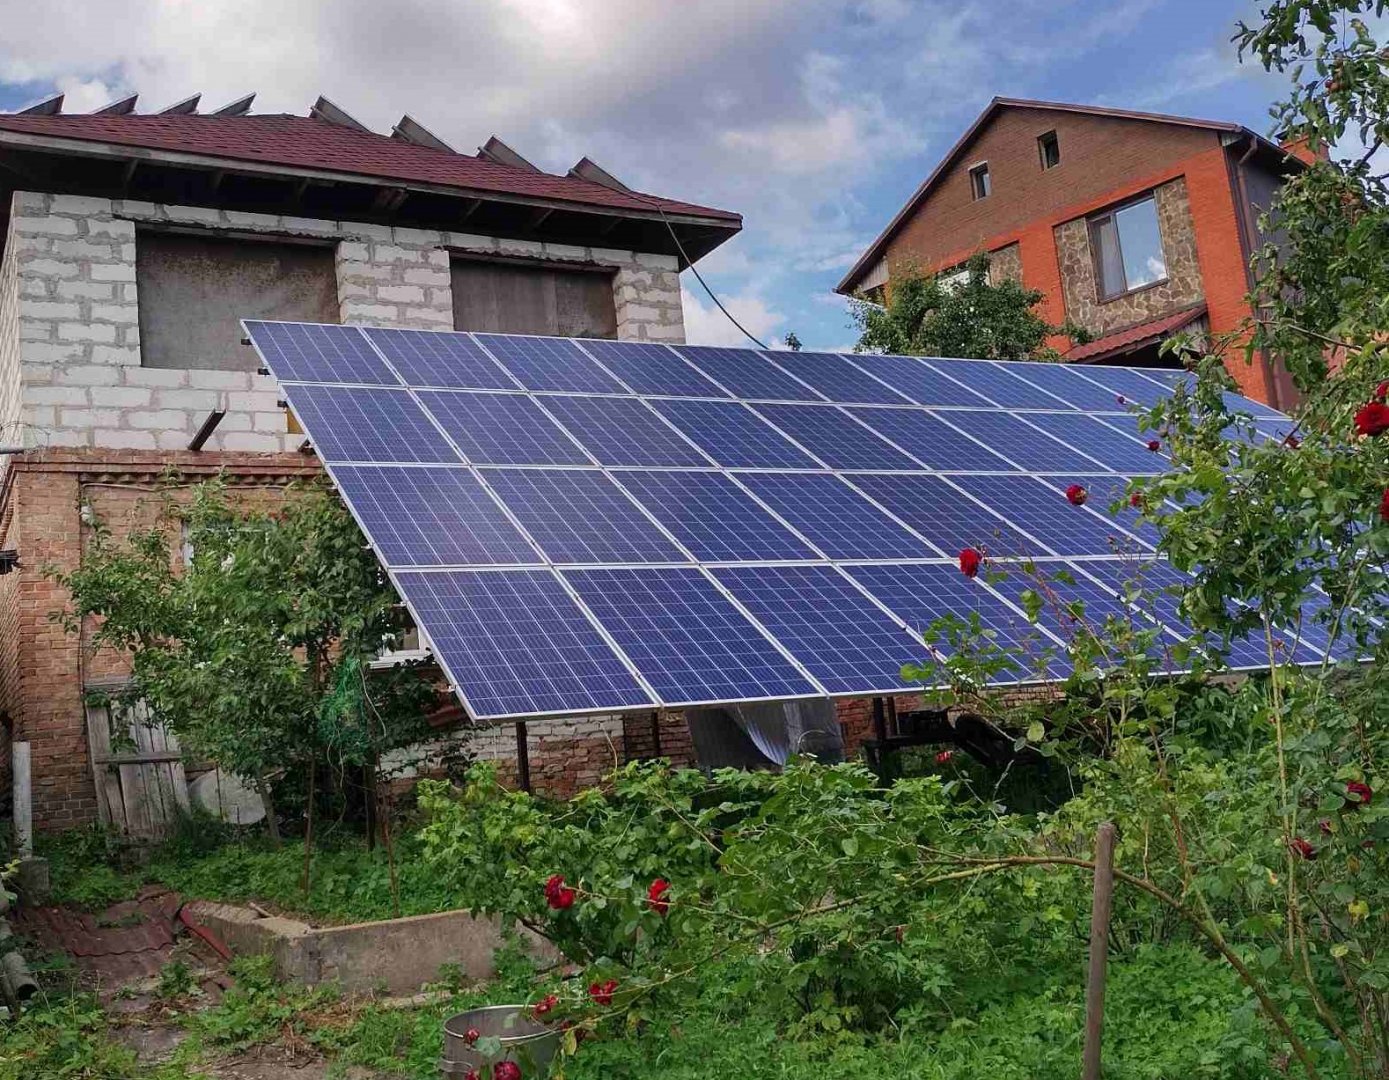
(840, 101, 1303, 407)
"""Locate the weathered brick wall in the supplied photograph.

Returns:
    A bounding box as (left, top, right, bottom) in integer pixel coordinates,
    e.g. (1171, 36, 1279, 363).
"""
(1054, 177, 1204, 338)
(3, 192, 686, 455)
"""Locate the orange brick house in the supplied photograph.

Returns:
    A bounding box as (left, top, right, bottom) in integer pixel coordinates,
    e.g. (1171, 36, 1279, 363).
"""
(837, 98, 1316, 410)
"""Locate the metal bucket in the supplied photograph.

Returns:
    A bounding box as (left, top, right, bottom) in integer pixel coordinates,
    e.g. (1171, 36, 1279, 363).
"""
(441, 1005, 560, 1078)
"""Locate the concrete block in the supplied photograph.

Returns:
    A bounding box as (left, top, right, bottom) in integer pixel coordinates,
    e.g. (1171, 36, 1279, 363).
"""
(591, 247, 641, 266)
(348, 222, 395, 242)
(164, 205, 223, 225)
(51, 194, 116, 217)
(394, 226, 443, 246)
(88, 386, 153, 408)
(280, 215, 340, 236)
(89, 304, 138, 324)
(24, 301, 81, 320)
(89, 263, 137, 282)
(445, 232, 497, 251)
(54, 366, 121, 385)
(44, 429, 92, 447)
(27, 386, 90, 406)
(223, 210, 282, 229)
(12, 216, 79, 237)
(114, 199, 161, 218)
(55, 281, 116, 300)
(123, 367, 188, 388)
(335, 241, 372, 262)
(11, 191, 50, 214)
(187, 369, 252, 391)
(128, 409, 190, 430)
(155, 388, 222, 411)
(58, 322, 117, 343)
(377, 285, 425, 303)
(21, 343, 83, 365)
(51, 239, 122, 260)
(58, 407, 123, 428)
(635, 252, 680, 270)
(252, 411, 286, 432)
(18, 258, 80, 279)
(217, 432, 284, 451)
(225, 391, 282, 413)
(544, 242, 589, 261)
(496, 237, 544, 258)
(89, 345, 141, 365)
(93, 429, 158, 449)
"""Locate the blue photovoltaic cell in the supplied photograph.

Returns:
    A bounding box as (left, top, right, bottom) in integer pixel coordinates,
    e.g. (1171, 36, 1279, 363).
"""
(764, 351, 912, 405)
(475, 334, 629, 394)
(577, 339, 731, 398)
(1020, 413, 1169, 472)
(649, 399, 820, 468)
(614, 470, 818, 561)
(1143, 369, 1196, 392)
(951, 474, 1152, 557)
(534, 395, 711, 467)
(482, 468, 688, 564)
(282, 385, 460, 463)
(999, 362, 1130, 412)
(1074, 558, 1271, 670)
(673, 345, 825, 401)
(1067, 366, 1171, 406)
(417, 391, 591, 466)
(394, 569, 652, 718)
(246, 321, 397, 385)
(1047, 475, 1163, 548)
(985, 559, 1180, 668)
(847, 407, 1014, 471)
(563, 567, 818, 704)
(753, 403, 922, 469)
(924, 360, 1072, 409)
(713, 565, 926, 694)
(736, 472, 937, 558)
(846, 473, 1038, 557)
(331, 466, 541, 566)
(939, 411, 1109, 471)
(845, 562, 1067, 683)
(1254, 417, 1298, 445)
(1224, 391, 1286, 419)
(851, 354, 995, 407)
(1094, 413, 1170, 459)
(361, 327, 518, 390)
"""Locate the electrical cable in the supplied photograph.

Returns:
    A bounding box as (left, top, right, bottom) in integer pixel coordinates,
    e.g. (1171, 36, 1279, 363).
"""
(655, 206, 770, 350)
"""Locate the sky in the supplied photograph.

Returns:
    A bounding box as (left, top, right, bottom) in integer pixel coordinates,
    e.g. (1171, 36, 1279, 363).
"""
(0, 0, 1294, 350)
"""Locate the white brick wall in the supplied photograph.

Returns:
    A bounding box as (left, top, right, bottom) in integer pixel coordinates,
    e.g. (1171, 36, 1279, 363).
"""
(0, 191, 687, 452)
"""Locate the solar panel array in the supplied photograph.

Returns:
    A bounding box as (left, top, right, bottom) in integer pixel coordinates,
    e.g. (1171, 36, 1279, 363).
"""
(245, 320, 1328, 720)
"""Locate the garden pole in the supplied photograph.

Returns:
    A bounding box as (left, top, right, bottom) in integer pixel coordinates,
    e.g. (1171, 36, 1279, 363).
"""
(871, 697, 889, 784)
(12, 743, 31, 856)
(1082, 821, 1117, 1080)
(516, 721, 531, 793)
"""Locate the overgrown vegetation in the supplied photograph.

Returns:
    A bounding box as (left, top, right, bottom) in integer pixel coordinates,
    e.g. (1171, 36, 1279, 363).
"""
(851, 251, 1087, 360)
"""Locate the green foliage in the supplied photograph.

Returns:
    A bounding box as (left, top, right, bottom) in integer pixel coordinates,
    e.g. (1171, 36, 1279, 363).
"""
(0, 992, 143, 1080)
(53, 478, 436, 828)
(851, 253, 1087, 360)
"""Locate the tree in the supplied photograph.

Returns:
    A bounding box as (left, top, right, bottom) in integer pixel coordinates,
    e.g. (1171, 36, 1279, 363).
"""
(850, 252, 1086, 360)
(55, 480, 435, 876)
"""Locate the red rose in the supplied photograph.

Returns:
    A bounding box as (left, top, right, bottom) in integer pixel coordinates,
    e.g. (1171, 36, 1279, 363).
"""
(532, 993, 558, 1019)
(1290, 837, 1317, 861)
(1346, 780, 1373, 807)
(1147, 439, 1162, 452)
(1376, 380, 1389, 401)
(958, 548, 982, 578)
(1319, 819, 1333, 836)
(464, 1028, 481, 1046)
(494, 1063, 522, 1080)
(1354, 401, 1389, 436)
(1381, 488, 1389, 523)
(588, 978, 619, 1006)
(935, 749, 953, 765)
(1065, 484, 1088, 506)
(647, 878, 671, 916)
(544, 875, 576, 910)
(1129, 492, 1145, 509)
(1283, 433, 1300, 449)
(465, 1072, 480, 1080)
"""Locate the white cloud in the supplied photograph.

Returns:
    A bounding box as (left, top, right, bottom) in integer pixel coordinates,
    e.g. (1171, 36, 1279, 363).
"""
(680, 284, 784, 348)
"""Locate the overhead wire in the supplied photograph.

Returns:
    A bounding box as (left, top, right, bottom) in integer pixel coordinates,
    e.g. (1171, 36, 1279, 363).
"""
(654, 206, 770, 350)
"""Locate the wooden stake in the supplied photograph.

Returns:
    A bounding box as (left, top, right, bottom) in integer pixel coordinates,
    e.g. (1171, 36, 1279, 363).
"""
(1082, 822, 1117, 1080)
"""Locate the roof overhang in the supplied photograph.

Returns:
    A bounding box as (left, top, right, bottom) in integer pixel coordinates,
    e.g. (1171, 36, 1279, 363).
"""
(0, 129, 741, 267)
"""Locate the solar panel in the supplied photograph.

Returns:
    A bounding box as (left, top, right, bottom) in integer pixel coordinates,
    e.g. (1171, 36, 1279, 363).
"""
(395, 569, 653, 718)
(764, 351, 913, 405)
(577, 339, 731, 398)
(845, 562, 1067, 684)
(672, 345, 825, 401)
(935, 411, 1109, 471)
(281, 384, 460, 463)
(752, 403, 922, 470)
(246, 320, 398, 385)
(418, 391, 592, 465)
(999, 362, 1130, 412)
(475, 334, 629, 394)
(563, 567, 819, 705)
(846, 473, 1038, 557)
(1224, 391, 1285, 419)
(1142, 369, 1195, 392)
(361, 327, 519, 389)
(1254, 418, 1299, 445)
(1019, 412, 1169, 472)
(713, 565, 927, 694)
(332, 466, 542, 566)
(246, 321, 1313, 720)
(850, 354, 995, 407)
(649, 399, 821, 468)
(734, 472, 938, 558)
(1067, 365, 1171, 406)
(533, 395, 712, 467)
(613, 470, 818, 562)
(952, 474, 1152, 557)
(1093, 413, 1169, 458)
(847, 407, 1014, 471)
(926, 360, 1074, 409)
(481, 468, 689, 564)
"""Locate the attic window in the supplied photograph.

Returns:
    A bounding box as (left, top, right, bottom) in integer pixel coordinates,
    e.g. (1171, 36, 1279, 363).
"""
(969, 163, 991, 200)
(1038, 131, 1060, 169)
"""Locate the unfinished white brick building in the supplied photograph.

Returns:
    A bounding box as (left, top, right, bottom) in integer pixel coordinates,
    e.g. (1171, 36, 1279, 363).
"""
(0, 92, 738, 830)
